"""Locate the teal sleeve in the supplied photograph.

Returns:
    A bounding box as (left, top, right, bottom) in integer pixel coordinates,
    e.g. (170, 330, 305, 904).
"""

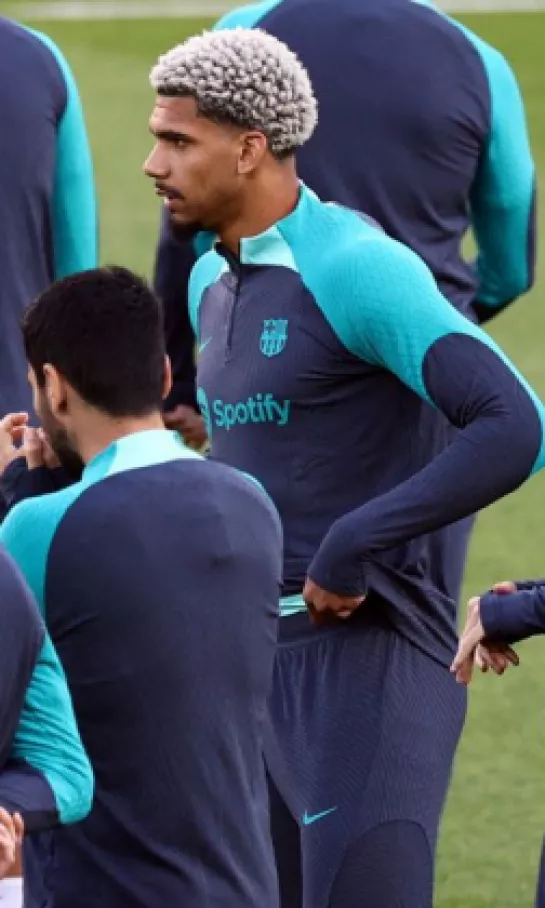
(305, 231, 542, 414)
(467, 38, 536, 316)
(31, 31, 98, 277)
(12, 635, 94, 826)
(0, 495, 94, 825)
(213, 0, 283, 29)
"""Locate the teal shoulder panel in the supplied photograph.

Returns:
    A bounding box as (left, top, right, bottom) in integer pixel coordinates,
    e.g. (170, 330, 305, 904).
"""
(12, 634, 94, 825)
(188, 251, 227, 336)
(214, 0, 284, 30)
(26, 28, 98, 278)
(279, 190, 545, 472)
(0, 433, 200, 612)
(0, 484, 87, 615)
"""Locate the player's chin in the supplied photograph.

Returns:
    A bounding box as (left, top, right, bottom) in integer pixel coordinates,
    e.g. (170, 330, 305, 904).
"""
(168, 209, 207, 240)
(165, 201, 192, 225)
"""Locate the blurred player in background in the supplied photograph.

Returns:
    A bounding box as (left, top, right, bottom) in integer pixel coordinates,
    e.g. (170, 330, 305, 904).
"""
(0, 17, 97, 422)
(0, 267, 281, 908)
(154, 0, 536, 472)
(0, 541, 93, 908)
(145, 28, 545, 908)
(452, 578, 545, 907)
(0, 22, 98, 894)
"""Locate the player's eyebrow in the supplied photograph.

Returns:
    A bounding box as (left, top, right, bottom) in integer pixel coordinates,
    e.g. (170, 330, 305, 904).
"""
(148, 126, 195, 144)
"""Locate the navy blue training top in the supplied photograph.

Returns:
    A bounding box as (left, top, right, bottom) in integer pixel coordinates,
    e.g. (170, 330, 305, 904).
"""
(154, 0, 536, 410)
(190, 185, 545, 665)
(0, 431, 282, 908)
(0, 18, 97, 418)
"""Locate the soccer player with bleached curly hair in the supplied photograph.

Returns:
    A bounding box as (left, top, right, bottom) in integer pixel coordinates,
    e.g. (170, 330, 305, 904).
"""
(145, 28, 545, 908)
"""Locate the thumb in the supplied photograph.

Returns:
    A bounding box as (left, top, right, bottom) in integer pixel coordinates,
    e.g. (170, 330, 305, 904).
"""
(23, 428, 44, 471)
(492, 581, 517, 595)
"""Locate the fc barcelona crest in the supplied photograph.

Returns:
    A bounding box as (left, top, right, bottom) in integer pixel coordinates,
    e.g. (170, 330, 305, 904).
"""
(260, 319, 288, 357)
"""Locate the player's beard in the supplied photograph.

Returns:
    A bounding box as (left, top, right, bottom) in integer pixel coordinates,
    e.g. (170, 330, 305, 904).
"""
(39, 406, 84, 481)
(48, 428, 85, 481)
(168, 220, 202, 241)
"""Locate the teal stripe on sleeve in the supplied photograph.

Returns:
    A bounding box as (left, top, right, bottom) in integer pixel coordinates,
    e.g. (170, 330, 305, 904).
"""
(27, 29, 98, 277)
(12, 635, 94, 825)
(460, 27, 535, 307)
(214, 0, 284, 29)
(415, 9, 535, 308)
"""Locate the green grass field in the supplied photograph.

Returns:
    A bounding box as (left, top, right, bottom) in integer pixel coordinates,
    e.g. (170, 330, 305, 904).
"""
(7, 7, 545, 905)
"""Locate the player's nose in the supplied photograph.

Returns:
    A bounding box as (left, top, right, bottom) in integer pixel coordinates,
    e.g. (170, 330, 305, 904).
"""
(143, 145, 168, 180)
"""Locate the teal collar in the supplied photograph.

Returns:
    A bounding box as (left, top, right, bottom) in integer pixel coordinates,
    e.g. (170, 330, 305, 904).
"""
(83, 429, 198, 483)
(216, 182, 318, 271)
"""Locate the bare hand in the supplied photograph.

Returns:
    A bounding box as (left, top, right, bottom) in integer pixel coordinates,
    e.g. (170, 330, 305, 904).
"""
(475, 581, 519, 677)
(0, 809, 23, 879)
(303, 577, 365, 626)
(0, 413, 29, 474)
(163, 406, 208, 450)
(23, 428, 60, 471)
(451, 586, 519, 686)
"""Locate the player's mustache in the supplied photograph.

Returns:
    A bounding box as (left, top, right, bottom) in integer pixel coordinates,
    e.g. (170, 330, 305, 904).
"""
(155, 182, 183, 200)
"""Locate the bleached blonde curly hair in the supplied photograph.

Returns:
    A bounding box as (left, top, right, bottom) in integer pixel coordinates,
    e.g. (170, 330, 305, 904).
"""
(150, 27, 318, 159)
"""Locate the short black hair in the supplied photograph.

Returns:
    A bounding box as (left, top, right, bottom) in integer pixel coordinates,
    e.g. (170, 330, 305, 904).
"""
(22, 266, 165, 417)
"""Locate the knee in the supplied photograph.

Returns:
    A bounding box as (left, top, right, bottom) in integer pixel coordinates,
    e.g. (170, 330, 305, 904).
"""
(330, 820, 433, 908)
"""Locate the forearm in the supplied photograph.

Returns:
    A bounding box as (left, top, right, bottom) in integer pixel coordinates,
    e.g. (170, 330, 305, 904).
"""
(310, 403, 539, 595)
(481, 584, 545, 644)
(0, 460, 73, 517)
(0, 762, 60, 833)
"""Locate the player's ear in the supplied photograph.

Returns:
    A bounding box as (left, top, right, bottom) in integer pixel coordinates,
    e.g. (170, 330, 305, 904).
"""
(162, 355, 173, 400)
(43, 364, 68, 417)
(237, 131, 268, 175)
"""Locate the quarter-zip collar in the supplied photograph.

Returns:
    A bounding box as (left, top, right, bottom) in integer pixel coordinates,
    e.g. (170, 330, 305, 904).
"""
(215, 183, 316, 273)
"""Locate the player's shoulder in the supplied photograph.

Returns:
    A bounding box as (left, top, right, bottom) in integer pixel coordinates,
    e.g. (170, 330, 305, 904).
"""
(1, 482, 83, 547)
(0, 20, 68, 98)
(205, 461, 282, 534)
(451, 18, 513, 79)
(421, 6, 515, 93)
(213, 0, 281, 30)
(300, 195, 435, 299)
(0, 482, 85, 609)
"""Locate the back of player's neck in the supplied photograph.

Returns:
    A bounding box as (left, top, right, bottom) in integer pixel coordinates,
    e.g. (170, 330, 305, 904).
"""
(79, 414, 166, 465)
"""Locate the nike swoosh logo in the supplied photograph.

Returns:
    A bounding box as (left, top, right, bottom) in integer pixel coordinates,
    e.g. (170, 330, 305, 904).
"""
(198, 337, 212, 355)
(302, 807, 338, 827)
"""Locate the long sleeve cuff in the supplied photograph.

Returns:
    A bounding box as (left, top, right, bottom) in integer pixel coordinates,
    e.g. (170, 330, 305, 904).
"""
(481, 588, 545, 644)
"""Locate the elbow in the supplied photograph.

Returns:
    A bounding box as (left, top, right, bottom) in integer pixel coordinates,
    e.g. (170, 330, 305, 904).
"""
(506, 263, 534, 301)
(501, 403, 544, 485)
(475, 403, 544, 499)
(58, 754, 94, 825)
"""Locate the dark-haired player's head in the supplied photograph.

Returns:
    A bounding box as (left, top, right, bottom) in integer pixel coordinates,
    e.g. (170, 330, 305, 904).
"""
(22, 266, 171, 477)
(144, 28, 317, 236)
